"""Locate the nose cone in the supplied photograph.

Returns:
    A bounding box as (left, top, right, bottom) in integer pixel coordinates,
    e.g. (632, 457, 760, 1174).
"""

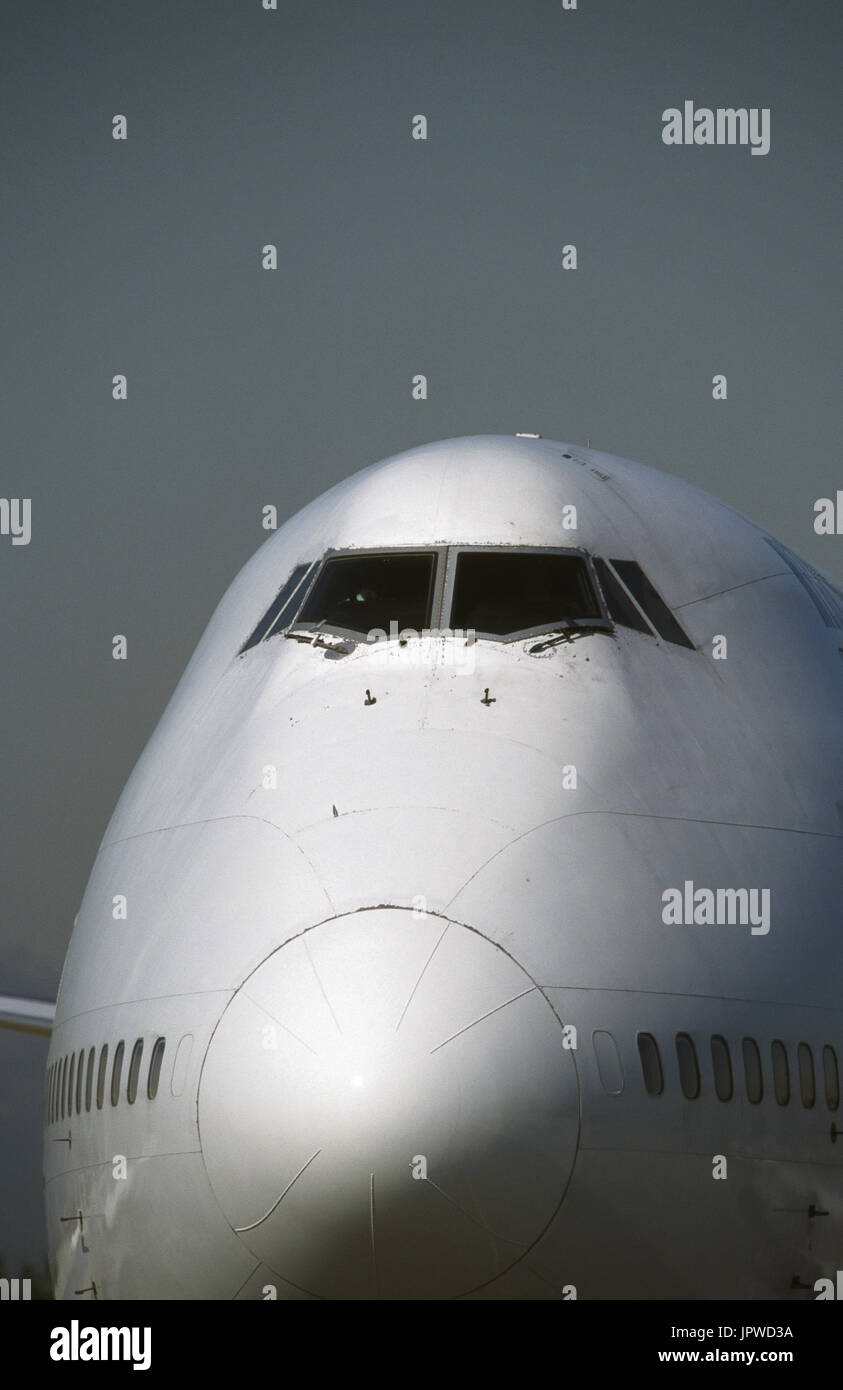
(199, 910, 578, 1299)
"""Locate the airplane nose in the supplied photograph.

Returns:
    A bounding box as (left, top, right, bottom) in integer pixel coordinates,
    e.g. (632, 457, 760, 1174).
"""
(198, 909, 579, 1299)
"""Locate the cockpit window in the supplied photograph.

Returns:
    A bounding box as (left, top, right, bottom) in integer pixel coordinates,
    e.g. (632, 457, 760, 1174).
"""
(240, 562, 314, 654)
(237, 547, 698, 657)
(609, 560, 694, 649)
(449, 550, 601, 637)
(295, 551, 436, 637)
(594, 559, 653, 636)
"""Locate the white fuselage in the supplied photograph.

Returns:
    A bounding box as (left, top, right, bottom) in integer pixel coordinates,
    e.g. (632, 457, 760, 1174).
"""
(43, 436, 843, 1299)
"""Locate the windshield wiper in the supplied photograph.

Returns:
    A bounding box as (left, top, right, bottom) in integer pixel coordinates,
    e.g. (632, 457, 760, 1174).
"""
(528, 625, 602, 653)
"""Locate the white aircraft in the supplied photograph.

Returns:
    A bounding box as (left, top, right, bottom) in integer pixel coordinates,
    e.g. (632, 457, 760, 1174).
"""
(6, 434, 842, 1300)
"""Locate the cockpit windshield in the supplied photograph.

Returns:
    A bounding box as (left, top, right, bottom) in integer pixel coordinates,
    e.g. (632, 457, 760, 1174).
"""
(239, 545, 694, 655)
(295, 551, 436, 636)
(449, 550, 601, 636)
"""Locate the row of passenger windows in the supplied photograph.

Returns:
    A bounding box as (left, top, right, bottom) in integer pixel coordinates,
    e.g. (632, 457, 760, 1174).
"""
(636, 1033, 840, 1109)
(45, 1038, 166, 1125)
(46, 1031, 840, 1118)
(240, 549, 694, 653)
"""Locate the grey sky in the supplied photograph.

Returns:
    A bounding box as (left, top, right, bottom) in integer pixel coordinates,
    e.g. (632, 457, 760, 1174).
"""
(1, 0, 840, 1274)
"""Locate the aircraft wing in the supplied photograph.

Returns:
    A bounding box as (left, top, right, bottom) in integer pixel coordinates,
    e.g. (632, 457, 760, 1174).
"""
(0, 995, 55, 1038)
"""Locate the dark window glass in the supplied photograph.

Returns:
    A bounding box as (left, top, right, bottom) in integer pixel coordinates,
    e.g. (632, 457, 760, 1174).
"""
(742, 1038, 763, 1103)
(148, 1037, 166, 1100)
(610, 561, 694, 648)
(240, 562, 313, 653)
(96, 1045, 109, 1111)
(111, 1041, 125, 1107)
(771, 1040, 790, 1105)
(823, 1046, 839, 1111)
(61, 1056, 68, 1119)
(127, 1039, 144, 1104)
(298, 552, 436, 637)
(594, 559, 653, 635)
(85, 1048, 95, 1113)
(797, 1043, 815, 1108)
(676, 1033, 700, 1099)
(267, 565, 318, 637)
(451, 551, 601, 636)
(711, 1035, 733, 1101)
(75, 1049, 84, 1114)
(68, 1053, 76, 1116)
(637, 1032, 663, 1096)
